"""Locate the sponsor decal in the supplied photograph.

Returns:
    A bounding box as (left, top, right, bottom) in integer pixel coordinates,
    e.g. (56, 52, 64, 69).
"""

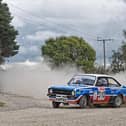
(93, 91, 98, 100)
(98, 92, 105, 100)
(98, 87, 105, 92)
(98, 87, 105, 100)
(89, 90, 93, 93)
(93, 87, 106, 101)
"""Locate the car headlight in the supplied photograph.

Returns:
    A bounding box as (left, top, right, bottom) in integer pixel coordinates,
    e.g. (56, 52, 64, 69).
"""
(49, 89, 53, 94)
(72, 91, 75, 96)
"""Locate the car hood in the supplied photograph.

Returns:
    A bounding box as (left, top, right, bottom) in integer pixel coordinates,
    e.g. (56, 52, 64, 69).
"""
(50, 84, 93, 91)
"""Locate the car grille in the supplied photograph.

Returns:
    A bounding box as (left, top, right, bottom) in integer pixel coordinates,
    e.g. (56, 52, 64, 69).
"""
(52, 89, 72, 95)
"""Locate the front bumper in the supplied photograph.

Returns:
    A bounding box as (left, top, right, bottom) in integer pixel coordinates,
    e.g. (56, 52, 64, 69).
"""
(48, 94, 82, 104)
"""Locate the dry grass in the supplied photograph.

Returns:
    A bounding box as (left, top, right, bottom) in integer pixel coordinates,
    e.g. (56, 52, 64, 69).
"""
(0, 102, 5, 107)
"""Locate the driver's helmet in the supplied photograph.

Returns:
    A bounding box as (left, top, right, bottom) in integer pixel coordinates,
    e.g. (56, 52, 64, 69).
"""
(73, 78, 82, 84)
(97, 78, 107, 86)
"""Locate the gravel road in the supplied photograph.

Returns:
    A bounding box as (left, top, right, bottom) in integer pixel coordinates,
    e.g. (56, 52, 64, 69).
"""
(0, 93, 126, 126)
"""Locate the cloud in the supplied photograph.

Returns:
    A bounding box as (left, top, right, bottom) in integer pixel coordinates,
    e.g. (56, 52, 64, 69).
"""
(11, 17, 25, 28)
(4, 0, 126, 25)
(19, 46, 27, 54)
(19, 45, 39, 54)
(2, 0, 126, 63)
(26, 31, 64, 41)
(121, 0, 126, 3)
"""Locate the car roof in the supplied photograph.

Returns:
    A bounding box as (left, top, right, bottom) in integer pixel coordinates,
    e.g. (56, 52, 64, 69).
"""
(74, 74, 113, 78)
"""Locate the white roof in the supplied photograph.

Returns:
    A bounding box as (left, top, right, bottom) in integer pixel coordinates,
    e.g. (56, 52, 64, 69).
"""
(75, 74, 112, 78)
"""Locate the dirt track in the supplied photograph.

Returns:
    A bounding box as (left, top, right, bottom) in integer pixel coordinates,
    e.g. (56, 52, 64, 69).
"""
(0, 93, 126, 126)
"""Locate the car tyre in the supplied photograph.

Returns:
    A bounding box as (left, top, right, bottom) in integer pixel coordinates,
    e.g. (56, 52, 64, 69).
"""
(79, 95, 88, 108)
(113, 95, 122, 107)
(52, 101, 60, 108)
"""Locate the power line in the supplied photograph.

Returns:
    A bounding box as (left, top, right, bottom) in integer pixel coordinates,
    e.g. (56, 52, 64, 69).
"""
(9, 3, 79, 33)
(8, 2, 125, 43)
(8, 2, 97, 40)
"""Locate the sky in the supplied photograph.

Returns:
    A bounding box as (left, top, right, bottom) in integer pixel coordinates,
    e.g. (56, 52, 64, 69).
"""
(3, 0, 126, 64)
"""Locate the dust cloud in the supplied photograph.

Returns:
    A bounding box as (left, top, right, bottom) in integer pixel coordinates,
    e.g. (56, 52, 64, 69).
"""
(112, 72, 126, 85)
(0, 61, 81, 99)
(0, 61, 126, 99)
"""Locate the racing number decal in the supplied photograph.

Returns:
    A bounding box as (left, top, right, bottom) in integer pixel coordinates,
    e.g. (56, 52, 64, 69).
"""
(98, 92, 105, 100)
(93, 91, 97, 100)
(93, 87, 105, 101)
(98, 87, 105, 100)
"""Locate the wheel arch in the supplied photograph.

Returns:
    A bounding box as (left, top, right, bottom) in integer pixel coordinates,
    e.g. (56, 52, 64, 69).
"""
(115, 90, 125, 103)
(118, 94, 125, 103)
(80, 93, 91, 106)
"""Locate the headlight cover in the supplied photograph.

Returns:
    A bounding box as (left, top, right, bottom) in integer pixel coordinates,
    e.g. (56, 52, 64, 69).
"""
(71, 90, 75, 96)
(49, 89, 53, 94)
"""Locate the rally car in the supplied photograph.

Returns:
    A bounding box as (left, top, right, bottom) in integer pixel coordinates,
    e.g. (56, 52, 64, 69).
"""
(47, 74, 126, 108)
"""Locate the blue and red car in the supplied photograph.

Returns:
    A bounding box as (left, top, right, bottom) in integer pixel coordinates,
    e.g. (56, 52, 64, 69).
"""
(47, 74, 126, 108)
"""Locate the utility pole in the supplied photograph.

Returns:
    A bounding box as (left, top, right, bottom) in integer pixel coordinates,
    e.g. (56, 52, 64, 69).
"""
(97, 37, 113, 72)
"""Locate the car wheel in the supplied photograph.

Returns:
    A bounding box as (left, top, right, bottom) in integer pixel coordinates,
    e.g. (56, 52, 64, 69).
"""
(52, 101, 60, 108)
(113, 95, 123, 107)
(79, 95, 88, 108)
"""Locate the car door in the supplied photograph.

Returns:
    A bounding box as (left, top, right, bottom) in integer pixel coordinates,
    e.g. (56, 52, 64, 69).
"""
(107, 77, 121, 96)
(93, 77, 111, 104)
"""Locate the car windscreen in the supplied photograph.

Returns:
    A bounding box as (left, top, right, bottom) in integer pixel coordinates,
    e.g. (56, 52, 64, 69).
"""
(68, 75, 96, 86)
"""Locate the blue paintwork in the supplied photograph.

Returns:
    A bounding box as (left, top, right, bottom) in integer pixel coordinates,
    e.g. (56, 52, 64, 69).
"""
(50, 85, 76, 91)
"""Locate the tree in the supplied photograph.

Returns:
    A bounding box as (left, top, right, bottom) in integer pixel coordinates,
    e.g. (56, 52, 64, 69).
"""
(111, 50, 124, 73)
(0, 0, 19, 64)
(41, 36, 96, 72)
(121, 30, 126, 65)
(110, 30, 126, 72)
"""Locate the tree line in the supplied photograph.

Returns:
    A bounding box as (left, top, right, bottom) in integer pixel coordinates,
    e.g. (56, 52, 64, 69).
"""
(111, 30, 126, 73)
(41, 34, 126, 74)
